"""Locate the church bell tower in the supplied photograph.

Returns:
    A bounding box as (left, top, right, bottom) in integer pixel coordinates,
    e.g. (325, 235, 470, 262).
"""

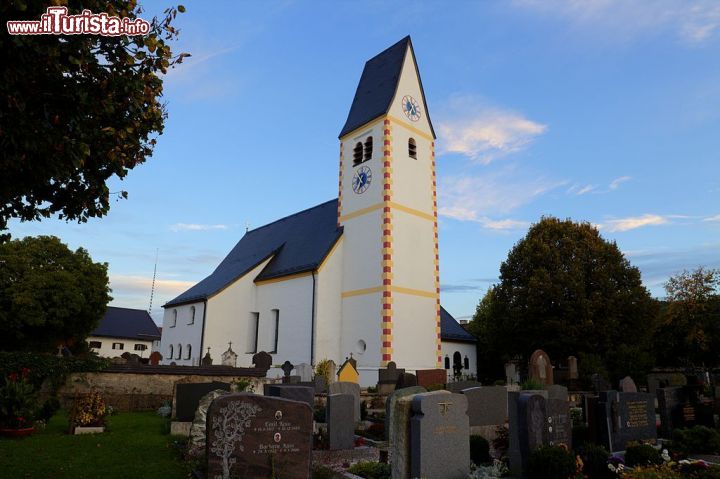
(337, 37, 440, 375)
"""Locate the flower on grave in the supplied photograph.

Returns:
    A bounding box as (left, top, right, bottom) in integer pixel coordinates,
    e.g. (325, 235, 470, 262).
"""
(71, 391, 107, 427)
(0, 370, 36, 429)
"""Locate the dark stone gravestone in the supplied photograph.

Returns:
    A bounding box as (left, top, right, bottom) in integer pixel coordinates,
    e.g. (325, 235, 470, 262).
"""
(597, 391, 655, 452)
(416, 369, 447, 388)
(377, 361, 404, 395)
(281, 360, 294, 378)
(328, 381, 361, 423)
(461, 386, 507, 427)
(445, 380, 482, 393)
(591, 373, 610, 393)
(265, 385, 315, 409)
(396, 372, 418, 389)
(386, 386, 427, 441)
(201, 349, 213, 366)
(410, 391, 470, 479)
(386, 386, 426, 479)
(327, 394, 355, 450)
(282, 375, 300, 384)
(509, 391, 548, 478)
(546, 387, 572, 448)
(585, 394, 599, 444)
(252, 351, 272, 373)
(657, 387, 715, 438)
(619, 376, 637, 393)
(176, 382, 231, 422)
(567, 356, 578, 380)
(149, 351, 162, 365)
(529, 349, 553, 386)
(206, 393, 312, 479)
(313, 375, 327, 394)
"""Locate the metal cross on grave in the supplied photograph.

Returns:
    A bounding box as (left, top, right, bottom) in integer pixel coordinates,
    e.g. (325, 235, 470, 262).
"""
(438, 401, 452, 416)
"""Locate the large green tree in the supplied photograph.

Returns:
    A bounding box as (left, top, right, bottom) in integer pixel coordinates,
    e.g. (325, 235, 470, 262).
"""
(0, 0, 187, 236)
(0, 235, 111, 351)
(469, 217, 658, 383)
(654, 267, 720, 368)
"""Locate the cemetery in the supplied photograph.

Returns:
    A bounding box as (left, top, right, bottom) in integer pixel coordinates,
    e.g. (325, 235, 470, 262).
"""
(2, 349, 720, 478)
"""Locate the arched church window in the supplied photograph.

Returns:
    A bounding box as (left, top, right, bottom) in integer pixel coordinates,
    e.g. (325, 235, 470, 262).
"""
(171, 309, 177, 327)
(189, 306, 195, 325)
(176, 343, 182, 360)
(408, 138, 417, 159)
(168, 344, 173, 358)
(444, 356, 450, 369)
(186, 344, 192, 360)
(464, 356, 470, 370)
(353, 142, 363, 165)
(364, 136, 373, 161)
(452, 351, 462, 377)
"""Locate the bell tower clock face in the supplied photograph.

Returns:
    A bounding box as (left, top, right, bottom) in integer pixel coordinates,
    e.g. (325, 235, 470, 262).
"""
(352, 166, 372, 194)
(402, 95, 421, 122)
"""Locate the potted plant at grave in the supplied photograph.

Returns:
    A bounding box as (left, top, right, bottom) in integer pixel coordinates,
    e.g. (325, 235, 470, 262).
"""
(70, 391, 108, 434)
(0, 368, 37, 437)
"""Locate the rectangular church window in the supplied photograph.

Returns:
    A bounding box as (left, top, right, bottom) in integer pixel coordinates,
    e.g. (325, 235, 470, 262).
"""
(247, 312, 259, 354)
(89, 341, 101, 349)
(270, 309, 279, 354)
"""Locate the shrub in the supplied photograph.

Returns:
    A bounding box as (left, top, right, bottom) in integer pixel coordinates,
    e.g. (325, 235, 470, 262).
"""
(492, 425, 509, 458)
(572, 424, 589, 446)
(0, 352, 109, 392)
(70, 391, 107, 428)
(37, 397, 61, 423)
(624, 444, 663, 467)
(347, 461, 391, 479)
(313, 406, 326, 423)
(314, 359, 333, 386)
(578, 443, 611, 479)
(0, 367, 36, 428)
(621, 465, 681, 479)
(671, 426, 720, 455)
(520, 379, 544, 390)
(694, 465, 720, 479)
(361, 400, 368, 421)
(311, 465, 336, 479)
(527, 445, 576, 479)
(426, 383, 445, 392)
(470, 435, 491, 465)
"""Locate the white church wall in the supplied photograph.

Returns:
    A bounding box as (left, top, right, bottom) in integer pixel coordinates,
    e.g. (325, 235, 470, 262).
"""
(159, 301, 205, 365)
(314, 239, 343, 366)
(441, 340, 478, 380)
(254, 274, 314, 366)
(391, 293, 438, 371)
(339, 209, 383, 292)
(389, 125, 434, 214)
(202, 258, 271, 366)
(391, 211, 436, 292)
(341, 292, 382, 386)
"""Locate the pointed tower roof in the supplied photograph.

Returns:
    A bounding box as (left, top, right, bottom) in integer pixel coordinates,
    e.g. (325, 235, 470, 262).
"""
(339, 36, 436, 139)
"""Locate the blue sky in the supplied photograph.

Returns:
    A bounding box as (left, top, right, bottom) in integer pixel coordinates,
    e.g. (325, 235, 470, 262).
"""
(9, 0, 720, 323)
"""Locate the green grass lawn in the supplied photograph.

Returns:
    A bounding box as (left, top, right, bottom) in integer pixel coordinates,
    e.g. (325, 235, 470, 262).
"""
(0, 411, 191, 479)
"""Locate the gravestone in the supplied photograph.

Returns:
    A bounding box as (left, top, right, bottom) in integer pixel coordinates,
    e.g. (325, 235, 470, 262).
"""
(410, 391, 470, 479)
(175, 381, 231, 422)
(265, 385, 315, 409)
(657, 387, 715, 438)
(528, 349, 553, 386)
(377, 361, 404, 395)
(313, 375, 328, 394)
(282, 375, 301, 384)
(389, 395, 416, 479)
(509, 390, 548, 478)
(295, 363, 313, 382)
(445, 380, 481, 393)
(202, 349, 213, 366)
(591, 373, 611, 392)
(252, 351, 272, 372)
(281, 360, 294, 378)
(386, 385, 426, 443)
(416, 369, 447, 388)
(149, 351, 162, 365)
(619, 376, 637, 393)
(597, 391, 655, 452)
(328, 381, 361, 423)
(206, 393, 312, 479)
(567, 356, 578, 380)
(461, 386, 507, 427)
(187, 389, 231, 459)
(546, 386, 571, 448)
(396, 372, 418, 389)
(505, 362, 520, 385)
(221, 343, 238, 367)
(327, 393, 355, 450)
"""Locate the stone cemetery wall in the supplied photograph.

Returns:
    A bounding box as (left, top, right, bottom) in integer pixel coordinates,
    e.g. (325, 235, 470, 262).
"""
(207, 393, 313, 479)
(58, 367, 270, 412)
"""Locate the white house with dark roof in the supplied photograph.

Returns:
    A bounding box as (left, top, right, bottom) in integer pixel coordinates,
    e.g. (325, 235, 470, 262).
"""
(87, 306, 161, 358)
(160, 37, 477, 384)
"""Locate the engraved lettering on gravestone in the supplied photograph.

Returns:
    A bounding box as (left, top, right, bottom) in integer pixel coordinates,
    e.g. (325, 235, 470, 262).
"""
(627, 401, 648, 428)
(210, 401, 261, 479)
(439, 401, 452, 416)
(683, 405, 695, 422)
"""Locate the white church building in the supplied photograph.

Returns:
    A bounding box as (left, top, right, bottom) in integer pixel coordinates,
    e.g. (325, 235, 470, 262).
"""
(160, 37, 477, 384)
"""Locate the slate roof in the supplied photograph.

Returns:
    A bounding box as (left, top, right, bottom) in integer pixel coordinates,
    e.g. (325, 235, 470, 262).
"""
(440, 306, 477, 343)
(164, 199, 343, 307)
(91, 306, 161, 341)
(339, 36, 436, 139)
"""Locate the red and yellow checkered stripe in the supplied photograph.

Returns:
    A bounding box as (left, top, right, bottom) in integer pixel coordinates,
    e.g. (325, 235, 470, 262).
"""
(338, 142, 344, 226)
(381, 119, 393, 366)
(432, 141, 442, 368)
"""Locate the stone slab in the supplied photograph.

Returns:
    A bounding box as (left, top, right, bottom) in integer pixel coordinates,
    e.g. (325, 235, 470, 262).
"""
(327, 394, 355, 450)
(328, 381, 361, 423)
(461, 386, 507, 426)
(265, 385, 315, 409)
(175, 381, 231, 422)
(415, 369, 447, 388)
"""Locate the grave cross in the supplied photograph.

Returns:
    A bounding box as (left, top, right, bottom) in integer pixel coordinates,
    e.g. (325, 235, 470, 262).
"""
(438, 401, 452, 416)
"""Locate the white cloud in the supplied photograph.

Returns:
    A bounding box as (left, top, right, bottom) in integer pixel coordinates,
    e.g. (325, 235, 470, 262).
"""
(436, 96, 547, 163)
(170, 223, 228, 232)
(600, 214, 669, 232)
(110, 275, 195, 297)
(567, 184, 597, 195)
(512, 0, 720, 45)
(703, 214, 720, 222)
(609, 176, 631, 190)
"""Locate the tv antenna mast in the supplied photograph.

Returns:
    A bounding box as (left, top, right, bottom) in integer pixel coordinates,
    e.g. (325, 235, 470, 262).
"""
(148, 248, 159, 314)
